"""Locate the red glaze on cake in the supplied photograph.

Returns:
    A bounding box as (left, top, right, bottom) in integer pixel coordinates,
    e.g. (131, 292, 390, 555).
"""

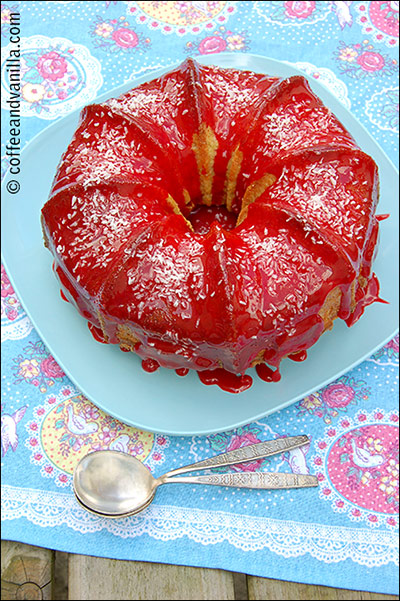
(41, 59, 384, 390)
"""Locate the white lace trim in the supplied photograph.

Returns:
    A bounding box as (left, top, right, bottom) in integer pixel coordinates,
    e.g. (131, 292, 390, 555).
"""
(1, 316, 33, 341)
(2, 485, 398, 567)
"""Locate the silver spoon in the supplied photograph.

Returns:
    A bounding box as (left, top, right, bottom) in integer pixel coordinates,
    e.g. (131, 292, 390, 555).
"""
(73, 434, 318, 518)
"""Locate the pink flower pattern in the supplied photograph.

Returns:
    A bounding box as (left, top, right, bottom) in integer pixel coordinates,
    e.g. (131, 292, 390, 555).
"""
(335, 40, 398, 77)
(18, 45, 86, 115)
(266, 0, 327, 24)
(90, 16, 150, 53)
(296, 376, 370, 424)
(37, 51, 68, 81)
(186, 25, 248, 54)
(284, 1, 316, 20)
(12, 342, 65, 393)
(40, 356, 65, 380)
(198, 34, 227, 54)
(322, 383, 355, 408)
(111, 27, 139, 48)
(357, 50, 386, 71)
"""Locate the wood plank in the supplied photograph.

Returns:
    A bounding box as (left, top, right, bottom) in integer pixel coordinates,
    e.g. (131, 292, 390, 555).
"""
(247, 576, 399, 600)
(69, 555, 236, 600)
(54, 552, 69, 600)
(233, 572, 248, 600)
(1, 540, 54, 600)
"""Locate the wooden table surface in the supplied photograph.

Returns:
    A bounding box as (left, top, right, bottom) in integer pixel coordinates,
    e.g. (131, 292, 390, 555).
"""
(1, 540, 399, 600)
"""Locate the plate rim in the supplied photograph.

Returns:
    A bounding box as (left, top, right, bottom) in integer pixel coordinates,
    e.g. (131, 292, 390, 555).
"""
(2, 52, 399, 436)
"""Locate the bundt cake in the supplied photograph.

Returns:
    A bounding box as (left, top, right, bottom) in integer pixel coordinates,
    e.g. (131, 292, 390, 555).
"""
(41, 58, 384, 392)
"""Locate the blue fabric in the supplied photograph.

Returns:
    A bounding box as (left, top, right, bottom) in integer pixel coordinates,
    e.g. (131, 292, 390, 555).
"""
(1, 1, 399, 594)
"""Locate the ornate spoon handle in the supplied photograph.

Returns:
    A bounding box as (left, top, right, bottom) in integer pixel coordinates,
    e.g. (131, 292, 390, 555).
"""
(162, 435, 309, 479)
(163, 472, 318, 489)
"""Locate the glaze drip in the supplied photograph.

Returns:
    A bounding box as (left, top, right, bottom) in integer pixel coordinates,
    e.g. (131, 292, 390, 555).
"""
(255, 364, 281, 383)
(88, 323, 107, 344)
(197, 369, 253, 393)
(142, 358, 160, 373)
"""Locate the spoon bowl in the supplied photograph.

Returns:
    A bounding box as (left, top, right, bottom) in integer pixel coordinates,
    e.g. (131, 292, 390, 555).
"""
(74, 451, 156, 516)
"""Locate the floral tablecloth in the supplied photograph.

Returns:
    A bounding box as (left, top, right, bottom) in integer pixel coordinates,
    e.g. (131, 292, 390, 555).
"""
(1, 1, 399, 595)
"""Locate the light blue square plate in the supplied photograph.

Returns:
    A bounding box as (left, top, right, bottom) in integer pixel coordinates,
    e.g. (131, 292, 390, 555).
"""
(2, 53, 398, 435)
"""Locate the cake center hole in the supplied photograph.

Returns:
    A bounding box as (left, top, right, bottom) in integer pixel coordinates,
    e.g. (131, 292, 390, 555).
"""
(188, 205, 238, 235)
